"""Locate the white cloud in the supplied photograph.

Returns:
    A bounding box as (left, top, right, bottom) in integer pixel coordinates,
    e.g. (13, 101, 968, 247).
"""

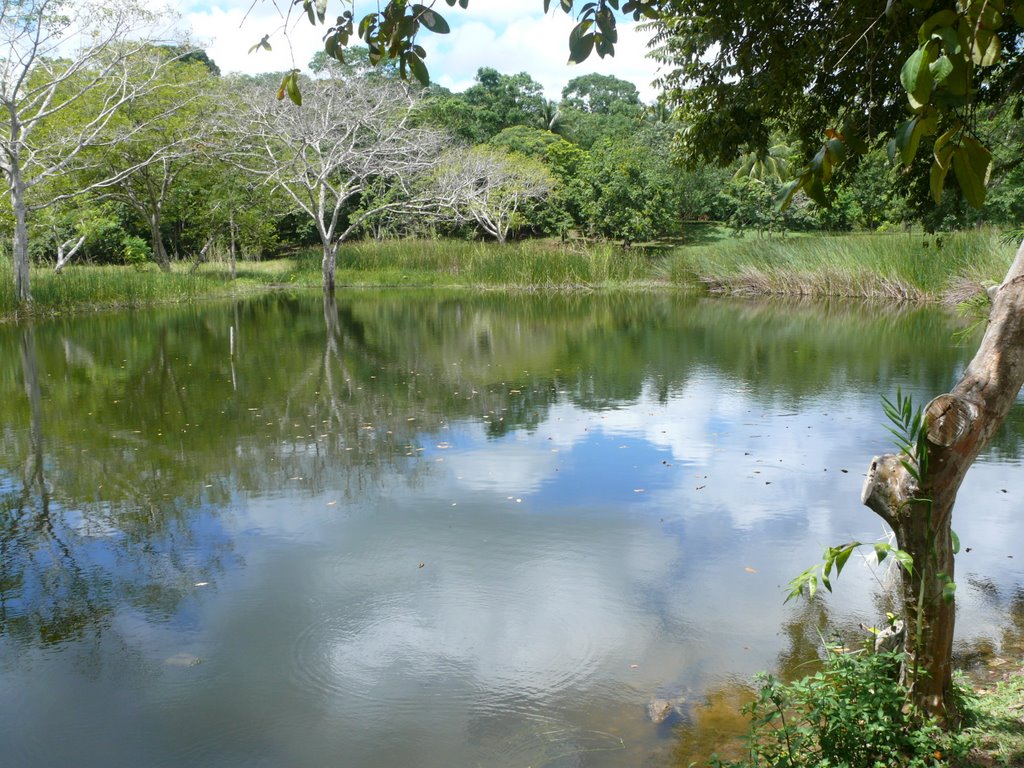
(184, 2, 325, 75)
(177, 1, 663, 101)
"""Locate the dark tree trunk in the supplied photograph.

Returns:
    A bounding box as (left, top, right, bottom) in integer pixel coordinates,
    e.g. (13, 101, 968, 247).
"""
(862, 239, 1024, 722)
(322, 242, 336, 294)
(149, 214, 170, 272)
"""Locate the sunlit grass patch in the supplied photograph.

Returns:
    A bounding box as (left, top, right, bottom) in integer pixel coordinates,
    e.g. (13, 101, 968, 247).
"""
(665, 229, 1015, 302)
(333, 239, 653, 289)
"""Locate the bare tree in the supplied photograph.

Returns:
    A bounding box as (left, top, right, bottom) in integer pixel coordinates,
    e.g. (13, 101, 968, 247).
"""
(0, 0, 193, 302)
(434, 146, 553, 244)
(230, 74, 451, 292)
(90, 57, 219, 272)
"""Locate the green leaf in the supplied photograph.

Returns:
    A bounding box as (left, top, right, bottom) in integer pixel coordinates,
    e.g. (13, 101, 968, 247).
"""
(315, 0, 328, 23)
(805, 175, 827, 205)
(972, 29, 1002, 66)
(358, 14, 376, 39)
(934, 123, 959, 156)
(568, 21, 595, 63)
(892, 549, 914, 574)
(953, 136, 993, 208)
(809, 145, 832, 182)
(838, 122, 869, 154)
(406, 52, 430, 85)
(930, 147, 953, 203)
(414, 5, 451, 33)
(834, 544, 855, 575)
(942, 579, 957, 603)
(284, 70, 302, 106)
(929, 54, 954, 83)
(901, 45, 934, 107)
(874, 542, 890, 563)
(951, 529, 960, 554)
(825, 138, 848, 164)
(785, 565, 819, 603)
(775, 177, 802, 210)
(919, 10, 958, 44)
(249, 34, 272, 54)
(894, 116, 924, 166)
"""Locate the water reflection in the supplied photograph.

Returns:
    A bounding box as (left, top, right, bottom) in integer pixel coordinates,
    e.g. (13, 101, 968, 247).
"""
(0, 291, 1021, 767)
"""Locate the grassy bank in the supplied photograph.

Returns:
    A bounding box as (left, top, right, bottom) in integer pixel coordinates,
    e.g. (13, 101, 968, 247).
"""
(664, 227, 1017, 303)
(0, 258, 305, 321)
(0, 240, 653, 321)
(1, 228, 1016, 320)
(328, 238, 651, 288)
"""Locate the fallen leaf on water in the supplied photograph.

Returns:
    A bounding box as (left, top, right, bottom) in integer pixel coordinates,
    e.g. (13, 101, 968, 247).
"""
(194, 581, 209, 587)
(326, 501, 337, 506)
(744, 567, 757, 574)
(418, 562, 425, 569)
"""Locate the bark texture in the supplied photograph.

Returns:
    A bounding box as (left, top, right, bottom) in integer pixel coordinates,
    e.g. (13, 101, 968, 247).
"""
(861, 238, 1024, 721)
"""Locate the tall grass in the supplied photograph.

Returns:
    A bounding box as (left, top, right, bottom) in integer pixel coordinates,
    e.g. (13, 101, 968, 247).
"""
(1, 230, 1016, 320)
(331, 239, 652, 288)
(0, 260, 301, 321)
(664, 229, 1016, 302)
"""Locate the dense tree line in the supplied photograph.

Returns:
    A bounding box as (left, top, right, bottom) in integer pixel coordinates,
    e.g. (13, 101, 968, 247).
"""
(2, 0, 1022, 301)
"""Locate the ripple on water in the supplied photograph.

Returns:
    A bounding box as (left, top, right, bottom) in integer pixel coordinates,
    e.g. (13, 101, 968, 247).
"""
(467, 710, 628, 768)
(288, 579, 607, 726)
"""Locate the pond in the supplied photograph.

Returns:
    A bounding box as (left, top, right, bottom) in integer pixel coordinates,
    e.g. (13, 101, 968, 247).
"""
(1, 291, 1023, 767)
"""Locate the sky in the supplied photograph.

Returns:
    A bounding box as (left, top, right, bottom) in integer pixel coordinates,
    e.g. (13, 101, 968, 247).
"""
(179, 1, 664, 102)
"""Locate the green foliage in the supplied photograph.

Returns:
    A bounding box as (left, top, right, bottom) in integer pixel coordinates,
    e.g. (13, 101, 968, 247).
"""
(882, 386, 929, 482)
(581, 130, 683, 243)
(419, 68, 547, 143)
(713, 648, 972, 768)
(560, 73, 640, 114)
(120, 234, 152, 266)
(786, 539, 914, 603)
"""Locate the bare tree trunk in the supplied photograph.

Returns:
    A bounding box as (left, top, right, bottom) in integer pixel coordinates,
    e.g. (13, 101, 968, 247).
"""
(53, 235, 86, 273)
(188, 235, 216, 275)
(10, 164, 31, 304)
(862, 237, 1024, 723)
(229, 211, 237, 280)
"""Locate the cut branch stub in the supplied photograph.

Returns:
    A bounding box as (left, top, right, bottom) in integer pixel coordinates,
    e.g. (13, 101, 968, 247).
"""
(861, 453, 916, 527)
(924, 394, 978, 448)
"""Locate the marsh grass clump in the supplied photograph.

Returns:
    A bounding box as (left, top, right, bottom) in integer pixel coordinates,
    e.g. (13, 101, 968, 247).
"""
(0, 259, 302, 320)
(668, 229, 1014, 302)
(334, 239, 651, 288)
(712, 646, 973, 768)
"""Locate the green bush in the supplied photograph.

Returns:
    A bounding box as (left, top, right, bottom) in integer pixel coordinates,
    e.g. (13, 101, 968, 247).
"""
(713, 647, 971, 768)
(120, 234, 152, 266)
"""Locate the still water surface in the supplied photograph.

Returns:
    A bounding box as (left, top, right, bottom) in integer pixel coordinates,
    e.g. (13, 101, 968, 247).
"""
(1, 291, 1023, 767)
